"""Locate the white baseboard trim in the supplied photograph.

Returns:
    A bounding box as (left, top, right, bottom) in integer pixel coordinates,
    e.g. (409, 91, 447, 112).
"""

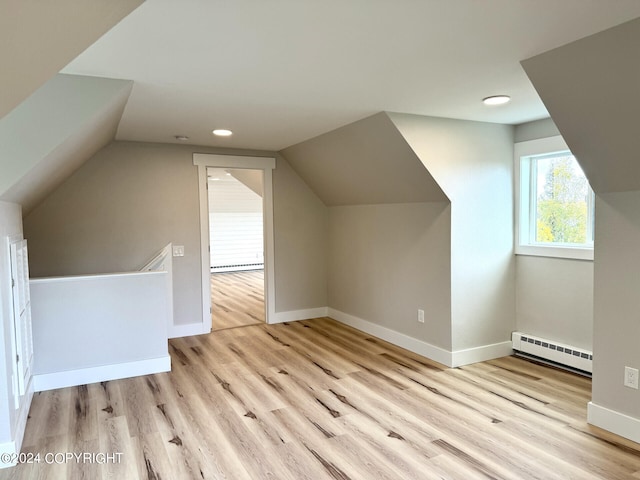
(169, 322, 209, 339)
(271, 307, 329, 324)
(0, 440, 17, 468)
(171, 309, 329, 334)
(328, 308, 513, 368)
(33, 355, 171, 392)
(587, 401, 640, 444)
(451, 341, 514, 367)
(328, 308, 453, 367)
(0, 380, 34, 469)
(13, 379, 33, 461)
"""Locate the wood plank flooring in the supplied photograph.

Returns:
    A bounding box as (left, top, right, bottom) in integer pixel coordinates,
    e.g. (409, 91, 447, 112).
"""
(3, 317, 640, 479)
(211, 270, 264, 331)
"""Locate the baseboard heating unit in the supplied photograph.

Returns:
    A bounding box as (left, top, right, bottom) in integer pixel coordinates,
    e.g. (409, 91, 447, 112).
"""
(511, 332, 592, 377)
(211, 263, 264, 273)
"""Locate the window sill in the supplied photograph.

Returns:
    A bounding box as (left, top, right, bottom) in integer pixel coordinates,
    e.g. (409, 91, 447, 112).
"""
(515, 244, 594, 261)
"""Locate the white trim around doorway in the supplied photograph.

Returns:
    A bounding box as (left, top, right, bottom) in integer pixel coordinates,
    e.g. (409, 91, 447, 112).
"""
(193, 154, 276, 332)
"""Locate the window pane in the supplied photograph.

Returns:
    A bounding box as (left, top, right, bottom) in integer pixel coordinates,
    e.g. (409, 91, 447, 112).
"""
(534, 154, 590, 245)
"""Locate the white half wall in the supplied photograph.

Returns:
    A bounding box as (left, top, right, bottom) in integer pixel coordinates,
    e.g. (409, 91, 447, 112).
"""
(30, 271, 170, 390)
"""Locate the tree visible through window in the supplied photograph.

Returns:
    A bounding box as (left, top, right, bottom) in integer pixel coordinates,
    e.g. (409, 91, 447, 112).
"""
(516, 135, 594, 259)
(533, 154, 592, 245)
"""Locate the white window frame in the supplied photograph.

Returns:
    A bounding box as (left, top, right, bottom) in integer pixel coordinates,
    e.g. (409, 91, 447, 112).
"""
(515, 135, 594, 261)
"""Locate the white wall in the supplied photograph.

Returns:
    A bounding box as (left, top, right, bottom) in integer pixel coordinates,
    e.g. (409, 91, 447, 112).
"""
(389, 113, 515, 352)
(328, 202, 452, 350)
(516, 256, 593, 350)
(272, 154, 328, 312)
(281, 112, 514, 364)
(23, 142, 328, 326)
(513, 121, 594, 350)
(591, 192, 640, 426)
(24, 141, 202, 327)
(0, 201, 31, 453)
(520, 19, 640, 442)
(513, 118, 559, 143)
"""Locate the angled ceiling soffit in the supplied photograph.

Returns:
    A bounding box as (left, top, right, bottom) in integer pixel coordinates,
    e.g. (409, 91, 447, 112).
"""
(522, 17, 640, 194)
(387, 112, 514, 202)
(1, 0, 143, 119)
(0, 74, 133, 213)
(280, 112, 448, 207)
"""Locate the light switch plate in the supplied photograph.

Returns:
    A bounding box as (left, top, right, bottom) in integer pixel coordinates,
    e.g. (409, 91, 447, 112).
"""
(172, 245, 185, 257)
(624, 366, 639, 389)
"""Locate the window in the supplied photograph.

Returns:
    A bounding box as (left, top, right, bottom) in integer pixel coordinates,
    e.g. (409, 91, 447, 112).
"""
(515, 136, 594, 260)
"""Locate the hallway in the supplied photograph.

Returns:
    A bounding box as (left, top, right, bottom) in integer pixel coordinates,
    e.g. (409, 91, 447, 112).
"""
(211, 270, 265, 331)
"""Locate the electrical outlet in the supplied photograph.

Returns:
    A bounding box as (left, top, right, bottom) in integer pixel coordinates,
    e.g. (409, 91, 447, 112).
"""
(624, 366, 639, 389)
(172, 245, 185, 257)
(417, 309, 425, 324)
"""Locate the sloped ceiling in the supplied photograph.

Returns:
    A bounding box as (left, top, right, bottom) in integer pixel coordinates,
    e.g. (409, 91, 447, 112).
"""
(228, 169, 263, 198)
(0, 0, 143, 120)
(280, 112, 448, 206)
(387, 112, 514, 203)
(522, 17, 640, 194)
(60, 1, 640, 151)
(0, 74, 133, 214)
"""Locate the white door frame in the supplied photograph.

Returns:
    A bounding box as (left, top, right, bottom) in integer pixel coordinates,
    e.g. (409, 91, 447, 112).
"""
(193, 154, 276, 332)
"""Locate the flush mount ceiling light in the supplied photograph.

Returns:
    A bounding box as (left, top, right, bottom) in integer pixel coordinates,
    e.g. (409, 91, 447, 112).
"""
(482, 95, 511, 106)
(174, 135, 189, 141)
(212, 129, 233, 137)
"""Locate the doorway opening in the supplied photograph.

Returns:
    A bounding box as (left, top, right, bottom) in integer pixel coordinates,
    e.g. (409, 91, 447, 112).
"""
(194, 153, 275, 333)
(208, 168, 265, 330)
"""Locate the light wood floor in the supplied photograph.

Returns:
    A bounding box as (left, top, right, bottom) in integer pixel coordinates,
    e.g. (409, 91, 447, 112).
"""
(211, 270, 264, 331)
(4, 318, 640, 479)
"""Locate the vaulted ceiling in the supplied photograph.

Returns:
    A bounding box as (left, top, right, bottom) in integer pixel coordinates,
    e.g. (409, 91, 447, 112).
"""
(3, 1, 640, 213)
(59, 0, 640, 151)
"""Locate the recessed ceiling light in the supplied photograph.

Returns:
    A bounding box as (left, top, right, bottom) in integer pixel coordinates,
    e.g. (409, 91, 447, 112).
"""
(483, 95, 511, 106)
(212, 129, 233, 137)
(174, 135, 189, 141)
